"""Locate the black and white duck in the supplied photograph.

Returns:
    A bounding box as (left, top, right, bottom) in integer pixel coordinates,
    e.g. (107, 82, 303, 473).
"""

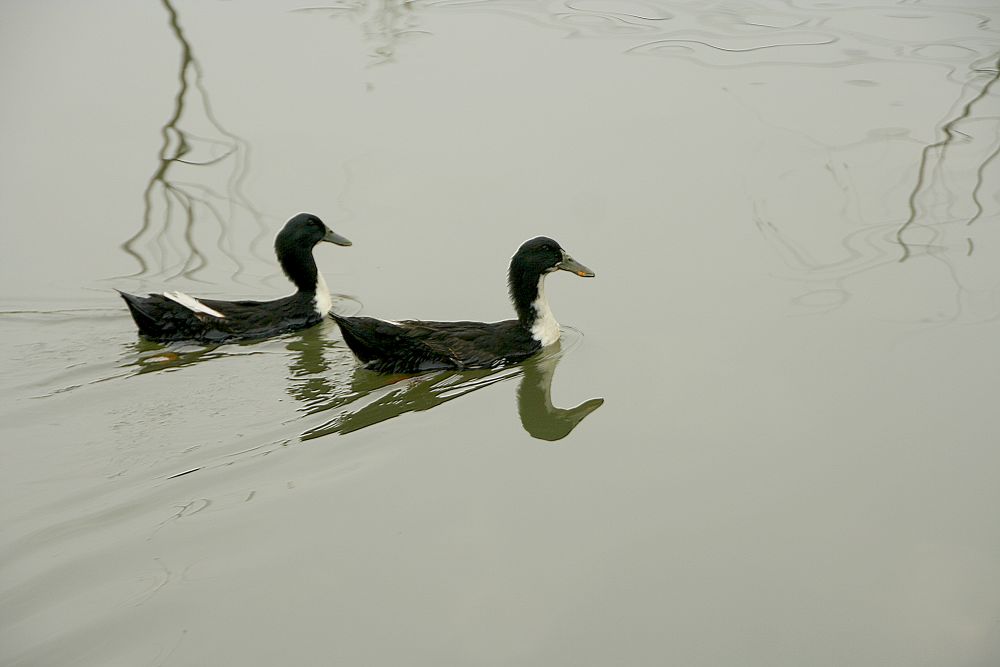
(119, 213, 351, 343)
(331, 236, 594, 373)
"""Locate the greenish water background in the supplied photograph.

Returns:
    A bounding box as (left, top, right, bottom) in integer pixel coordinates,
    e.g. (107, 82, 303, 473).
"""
(2, 1, 1000, 665)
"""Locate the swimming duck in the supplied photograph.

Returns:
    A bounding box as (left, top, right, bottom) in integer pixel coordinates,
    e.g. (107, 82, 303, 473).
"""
(331, 236, 594, 373)
(119, 213, 351, 343)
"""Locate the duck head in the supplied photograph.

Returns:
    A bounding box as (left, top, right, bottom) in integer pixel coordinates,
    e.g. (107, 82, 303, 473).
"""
(508, 236, 594, 345)
(277, 213, 352, 250)
(510, 236, 594, 280)
(276, 213, 351, 294)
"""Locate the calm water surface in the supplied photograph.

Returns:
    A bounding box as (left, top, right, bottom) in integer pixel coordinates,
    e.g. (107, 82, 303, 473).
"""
(2, 1, 1000, 665)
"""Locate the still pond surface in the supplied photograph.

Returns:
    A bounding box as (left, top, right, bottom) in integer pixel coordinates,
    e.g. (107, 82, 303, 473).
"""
(2, 0, 1000, 665)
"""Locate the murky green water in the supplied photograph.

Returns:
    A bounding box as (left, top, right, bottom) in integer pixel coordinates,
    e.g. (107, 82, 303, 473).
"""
(3, 1, 1000, 665)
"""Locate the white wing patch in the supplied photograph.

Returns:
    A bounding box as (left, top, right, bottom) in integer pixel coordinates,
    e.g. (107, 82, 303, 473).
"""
(163, 291, 226, 319)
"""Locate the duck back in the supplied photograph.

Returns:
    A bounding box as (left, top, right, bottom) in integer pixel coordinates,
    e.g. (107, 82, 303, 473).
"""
(332, 314, 539, 373)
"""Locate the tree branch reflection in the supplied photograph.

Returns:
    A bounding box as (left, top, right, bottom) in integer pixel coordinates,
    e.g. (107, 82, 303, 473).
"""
(895, 55, 1000, 262)
(750, 52, 1000, 324)
(120, 0, 265, 282)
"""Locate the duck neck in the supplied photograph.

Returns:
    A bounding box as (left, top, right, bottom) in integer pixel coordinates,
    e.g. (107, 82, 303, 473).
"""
(510, 269, 560, 346)
(279, 243, 318, 292)
(279, 244, 330, 314)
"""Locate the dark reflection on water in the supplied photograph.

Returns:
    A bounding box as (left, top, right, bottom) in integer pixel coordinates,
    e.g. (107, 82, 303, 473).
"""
(302, 365, 520, 438)
(896, 54, 1000, 261)
(285, 324, 345, 405)
(285, 332, 603, 442)
(516, 349, 604, 441)
(120, 0, 266, 281)
(130, 339, 230, 374)
(752, 51, 1000, 321)
(115, 306, 603, 447)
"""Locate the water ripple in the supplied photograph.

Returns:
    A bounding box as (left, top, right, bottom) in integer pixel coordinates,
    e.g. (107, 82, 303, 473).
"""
(308, 0, 998, 72)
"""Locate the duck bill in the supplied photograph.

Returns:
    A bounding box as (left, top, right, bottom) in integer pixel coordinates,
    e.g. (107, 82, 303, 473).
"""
(323, 228, 352, 246)
(556, 254, 595, 278)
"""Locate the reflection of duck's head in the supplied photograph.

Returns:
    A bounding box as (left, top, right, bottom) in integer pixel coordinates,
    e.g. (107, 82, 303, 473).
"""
(517, 344, 603, 442)
(276, 213, 352, 293)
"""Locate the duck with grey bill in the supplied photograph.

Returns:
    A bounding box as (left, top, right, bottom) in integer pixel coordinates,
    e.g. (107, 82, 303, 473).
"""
(331, 236, 594, 373)
(119, 213, 352, 343)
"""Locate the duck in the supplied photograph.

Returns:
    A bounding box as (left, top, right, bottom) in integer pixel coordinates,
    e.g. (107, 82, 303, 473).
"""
(119, 213, 351, 343)
(331, 236, 594, 373)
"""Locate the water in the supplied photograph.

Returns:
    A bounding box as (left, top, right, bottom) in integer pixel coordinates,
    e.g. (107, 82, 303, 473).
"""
(2, 1, 999, 665)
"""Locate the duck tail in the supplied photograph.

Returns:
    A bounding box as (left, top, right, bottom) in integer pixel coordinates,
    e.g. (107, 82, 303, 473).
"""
(330, 313, 393, 364)
(117, 290, 159, 337)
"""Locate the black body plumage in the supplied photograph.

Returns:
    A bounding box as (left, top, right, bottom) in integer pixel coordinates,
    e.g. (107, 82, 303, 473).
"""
(333, 236, 594, 373)
(118, 213, 351, 343)
(332, 315, 540, 373)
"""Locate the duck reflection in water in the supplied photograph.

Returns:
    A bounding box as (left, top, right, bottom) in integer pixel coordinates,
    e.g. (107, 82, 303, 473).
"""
(287, 334, 602, 442)
(129, 339, 228, 374)
(127, 323, 602, 442)
(515, 344, 604, 441)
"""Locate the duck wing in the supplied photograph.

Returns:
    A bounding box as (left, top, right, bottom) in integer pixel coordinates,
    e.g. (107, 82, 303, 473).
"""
(119, 291, 218, 341)
(332, 314, 540, 373)
(198, 294, 322, 337)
